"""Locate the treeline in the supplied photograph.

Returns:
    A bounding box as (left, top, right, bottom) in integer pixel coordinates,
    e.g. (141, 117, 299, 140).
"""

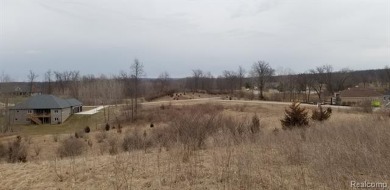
(183, 64, 390, 102)
(3, 61, 390, 104)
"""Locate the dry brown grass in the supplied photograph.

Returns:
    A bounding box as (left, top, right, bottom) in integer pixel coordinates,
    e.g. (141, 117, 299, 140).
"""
(0, 102, 389, 189)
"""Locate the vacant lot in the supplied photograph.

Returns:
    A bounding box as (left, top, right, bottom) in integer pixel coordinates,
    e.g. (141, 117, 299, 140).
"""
(0, 101, 389, 189)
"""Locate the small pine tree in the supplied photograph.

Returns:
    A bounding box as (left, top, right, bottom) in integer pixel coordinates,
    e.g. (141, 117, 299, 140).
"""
(311, 106, 332, 121)
(281, 102, 309, 130)
(84, 126, 91, 133)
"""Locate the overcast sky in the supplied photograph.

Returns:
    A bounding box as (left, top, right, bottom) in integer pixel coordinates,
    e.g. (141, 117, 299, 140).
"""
(0, 0, 389, 81)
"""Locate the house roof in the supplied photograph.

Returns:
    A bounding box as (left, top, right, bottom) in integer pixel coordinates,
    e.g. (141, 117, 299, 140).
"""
(66, 98, 82, 107)
(339, 87, 383, 98)
(11, 95, 82, 110)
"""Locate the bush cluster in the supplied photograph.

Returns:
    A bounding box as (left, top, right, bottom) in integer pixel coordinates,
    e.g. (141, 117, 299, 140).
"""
(57, 137, 85, 158)
(311, 106, 332, 121)
(122, 129, 153, 152)
(281, 102, 333, 130)
(7, 136, 28, 163)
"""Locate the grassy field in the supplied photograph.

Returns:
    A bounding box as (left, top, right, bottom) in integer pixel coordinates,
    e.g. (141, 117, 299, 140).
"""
(0, 101, 389, 189)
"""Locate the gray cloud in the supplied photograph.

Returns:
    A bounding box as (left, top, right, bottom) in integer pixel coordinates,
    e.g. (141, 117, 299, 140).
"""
(0, 0, 389, 81)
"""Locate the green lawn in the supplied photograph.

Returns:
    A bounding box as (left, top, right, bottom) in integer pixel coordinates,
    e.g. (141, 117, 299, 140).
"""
(15, 111, 107, 136)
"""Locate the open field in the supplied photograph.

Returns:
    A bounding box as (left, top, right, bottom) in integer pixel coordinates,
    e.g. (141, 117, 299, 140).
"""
(0, 100, 389, 189)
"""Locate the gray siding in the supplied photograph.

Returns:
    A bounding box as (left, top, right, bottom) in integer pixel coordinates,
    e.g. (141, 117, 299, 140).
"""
(11, 107, 72, 125)
(10, 109, 31, 125)
(51, 109, 62, 124)
(61, 108, 72, 123)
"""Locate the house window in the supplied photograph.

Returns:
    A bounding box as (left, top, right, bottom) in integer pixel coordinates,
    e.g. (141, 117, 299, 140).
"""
(55, 118, 59, 121)
(17, 110, 19, 113)
(54, 110, 58, 113)
(28, 110, 32, 113)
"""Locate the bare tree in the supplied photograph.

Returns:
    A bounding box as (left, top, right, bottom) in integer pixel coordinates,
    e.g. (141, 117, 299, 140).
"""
(44, 70, 52, 94)
(295, 73, 312, 102)
(52, 70, 80, 97)
(53, 71, 64, 94)
(157, 71, 170, 93)
(192, 69, 203, 91)
(202, 72, 215, 92)
(130, 59, 145, 121)
(251, 61, 275, 100)
(27, 70, 39, 94)
(358, 71, 371, 88)
(323, 65, 334, 94)
(332, 68, 353, 92)
(222, 70, 237, 94)
(237, 66, 246, 89)
(286, 72, 297, 101)
(69, 71, 80, 98)
(309, 65, 333, 101)
(276, 67, 295, 101)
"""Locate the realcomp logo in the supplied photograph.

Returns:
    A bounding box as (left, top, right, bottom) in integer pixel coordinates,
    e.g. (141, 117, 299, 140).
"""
(351, 181, 388, 189)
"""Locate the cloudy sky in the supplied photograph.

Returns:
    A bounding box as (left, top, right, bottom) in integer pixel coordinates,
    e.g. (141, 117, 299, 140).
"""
(0, 0, 389, 81)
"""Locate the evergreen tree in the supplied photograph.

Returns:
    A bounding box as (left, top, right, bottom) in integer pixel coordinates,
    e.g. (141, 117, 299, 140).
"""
(311, 106, 332, 121)
(281, 102, 309, 130)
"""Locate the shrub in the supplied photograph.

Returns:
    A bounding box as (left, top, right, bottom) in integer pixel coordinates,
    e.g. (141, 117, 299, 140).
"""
(107, 137, 119, 155)
(0, 143, 6, 160)
(117, 124, 122, 133)
(84, 126, 91, 133)
(122, 130, 143, 151)
(171, 107, 221, 150)
(95, 131, 108, 143)
(220, 117, 248, 145)
(7, 136, 28, 163)
(57, 137, 85, 158)
(250, 114, 261, 134)
(105, 123, 110, 131)
(311, 106, 332, 121)
(281, 102, 309, 130)
(122, 129, 154, 152)
(151, 127, 173, 149)
(372, 100, 381, 107)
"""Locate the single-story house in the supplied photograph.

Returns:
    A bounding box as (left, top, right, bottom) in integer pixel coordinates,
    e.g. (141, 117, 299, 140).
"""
(333, 87, 383, 106)
(10, 95, 82, 125)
